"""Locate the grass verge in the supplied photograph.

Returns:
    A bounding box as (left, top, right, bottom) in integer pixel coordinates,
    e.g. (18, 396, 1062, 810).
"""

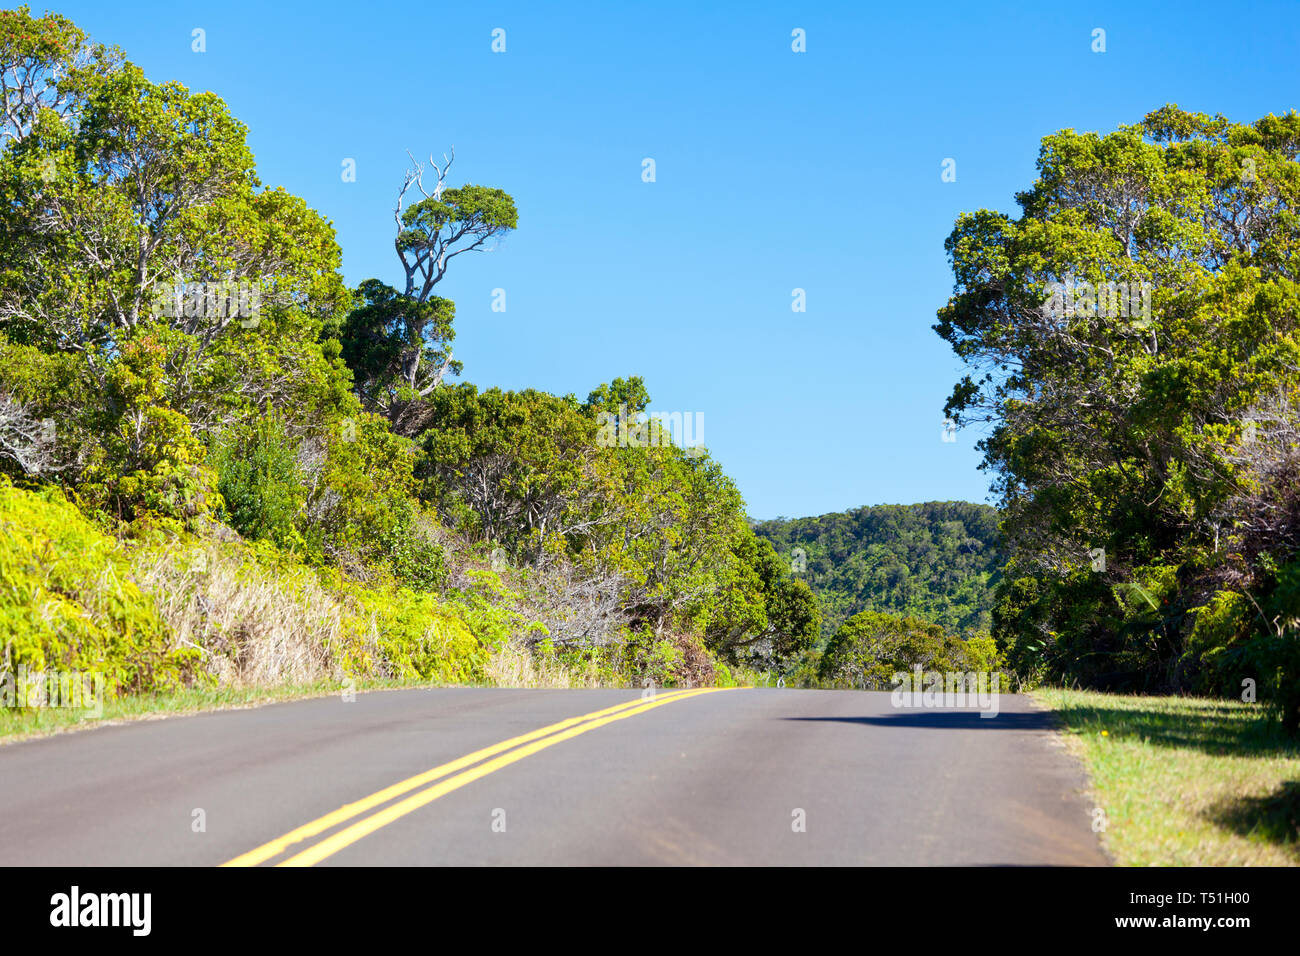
(1033, 688, 1300, 866)
(0, 676, 483, 746)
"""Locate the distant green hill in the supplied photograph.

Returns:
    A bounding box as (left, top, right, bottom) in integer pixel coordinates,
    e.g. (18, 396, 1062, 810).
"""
(753, 501, 1002, 641)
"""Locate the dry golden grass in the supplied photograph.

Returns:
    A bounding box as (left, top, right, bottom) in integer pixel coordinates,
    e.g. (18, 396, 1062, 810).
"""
(134, 541, 360, 687)
(138, 539, 614, 692)
(484, 640, 610, 688)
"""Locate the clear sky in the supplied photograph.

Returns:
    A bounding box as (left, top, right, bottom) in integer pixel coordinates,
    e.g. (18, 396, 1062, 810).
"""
(48, 0, 1300, 519)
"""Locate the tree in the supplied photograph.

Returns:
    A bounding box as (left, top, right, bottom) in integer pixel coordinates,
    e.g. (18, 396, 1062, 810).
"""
(0, 26, 352, 521)
(339, 150, 517, 429)
(585, 376, 651, 416)
(934, 105, 1300, 727)
(416, 383, 615, 557)
(704, 531, 821, 670)
(2, 63, 344, 354)
(340, 278, 457, 414)
(819, 610, 962, 689)
(0, 6, 120, 148)
(394, 150, 518, 300)
(412, 376, 820, 671)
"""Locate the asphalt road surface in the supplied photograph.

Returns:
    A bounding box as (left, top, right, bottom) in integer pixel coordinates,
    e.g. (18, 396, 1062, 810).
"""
(0, 687, 1109, 866)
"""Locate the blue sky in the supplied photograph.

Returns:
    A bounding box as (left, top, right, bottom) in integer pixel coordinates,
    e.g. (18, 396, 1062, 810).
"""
(49, 0, 1300, 519)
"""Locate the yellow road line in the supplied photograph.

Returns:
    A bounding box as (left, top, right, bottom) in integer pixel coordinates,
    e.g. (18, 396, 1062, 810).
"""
(221, 690, 693, 867)
(279, 686, 729, 867)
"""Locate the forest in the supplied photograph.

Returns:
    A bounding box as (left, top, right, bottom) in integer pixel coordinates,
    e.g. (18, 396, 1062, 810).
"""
(3, 7, 1298, 739)
(753, 501, 1001, 639)
(0, 8, 818, 697)
(935, 104, 1300, 732)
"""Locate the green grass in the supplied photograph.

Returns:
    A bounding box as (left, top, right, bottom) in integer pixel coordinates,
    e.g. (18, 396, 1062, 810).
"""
(1033, 688, 1300, 866)
(0, 676, 475, 745)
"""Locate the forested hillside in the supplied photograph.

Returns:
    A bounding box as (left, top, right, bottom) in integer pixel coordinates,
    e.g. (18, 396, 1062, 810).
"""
(753, 502, 1001, 640)
(0, 8, 818, 702)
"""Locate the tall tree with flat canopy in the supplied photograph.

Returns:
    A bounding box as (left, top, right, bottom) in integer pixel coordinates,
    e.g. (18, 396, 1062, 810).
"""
(340, 149, 518, 434)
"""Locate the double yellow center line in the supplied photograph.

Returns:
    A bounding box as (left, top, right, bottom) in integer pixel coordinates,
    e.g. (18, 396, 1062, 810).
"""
(222, 686, 729, 867)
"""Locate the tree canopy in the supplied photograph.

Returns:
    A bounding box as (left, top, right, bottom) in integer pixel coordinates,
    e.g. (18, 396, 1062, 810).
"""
(935, 105, 1300, 730)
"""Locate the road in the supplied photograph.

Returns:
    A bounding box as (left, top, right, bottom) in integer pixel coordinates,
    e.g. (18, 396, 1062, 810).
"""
(0, 687, 1108, 866)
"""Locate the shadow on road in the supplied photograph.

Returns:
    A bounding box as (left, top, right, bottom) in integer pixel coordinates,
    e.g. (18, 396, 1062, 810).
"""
(785, 711, 1058, 731)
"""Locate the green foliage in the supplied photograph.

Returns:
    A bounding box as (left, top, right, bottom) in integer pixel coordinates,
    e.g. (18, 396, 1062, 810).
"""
(416, 383, 604, 556)
(0, 477, 194, 695)
(339, 278, 459, 412)
(349, 585, 487, 684)
(317, 413, 412, 551)
(704, 530, 821, 668)
(397, 185, 518, 251)
(0, 477, 499, 698)
(0, 7, 349, 530)
(819, 611, 964, 689)
(1186, 591, 1251, 667)
(935, 105, 1300, 729)
(962, 631, 1003, 674)
(74, 330, 220, 528)
(1253, 560, 1300, 734)
(0, 9, 817, 701)
(212, 416, 309, 551)
(375, 517, 447, 593)
(816, 611, 1008, 691)
(618, 626, 726, 688)
(584, 375, 651, 416)
(625, 627, 685, 687)
(413, 379, 818, 672)
(754, 501, 1001, 639)
(445, 569, 543, 647)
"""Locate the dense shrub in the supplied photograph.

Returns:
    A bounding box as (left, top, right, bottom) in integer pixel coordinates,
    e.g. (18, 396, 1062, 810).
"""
(0, 478, 194, 694)
(212, 416, 311, 552)
(819, 611, 964, 689)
